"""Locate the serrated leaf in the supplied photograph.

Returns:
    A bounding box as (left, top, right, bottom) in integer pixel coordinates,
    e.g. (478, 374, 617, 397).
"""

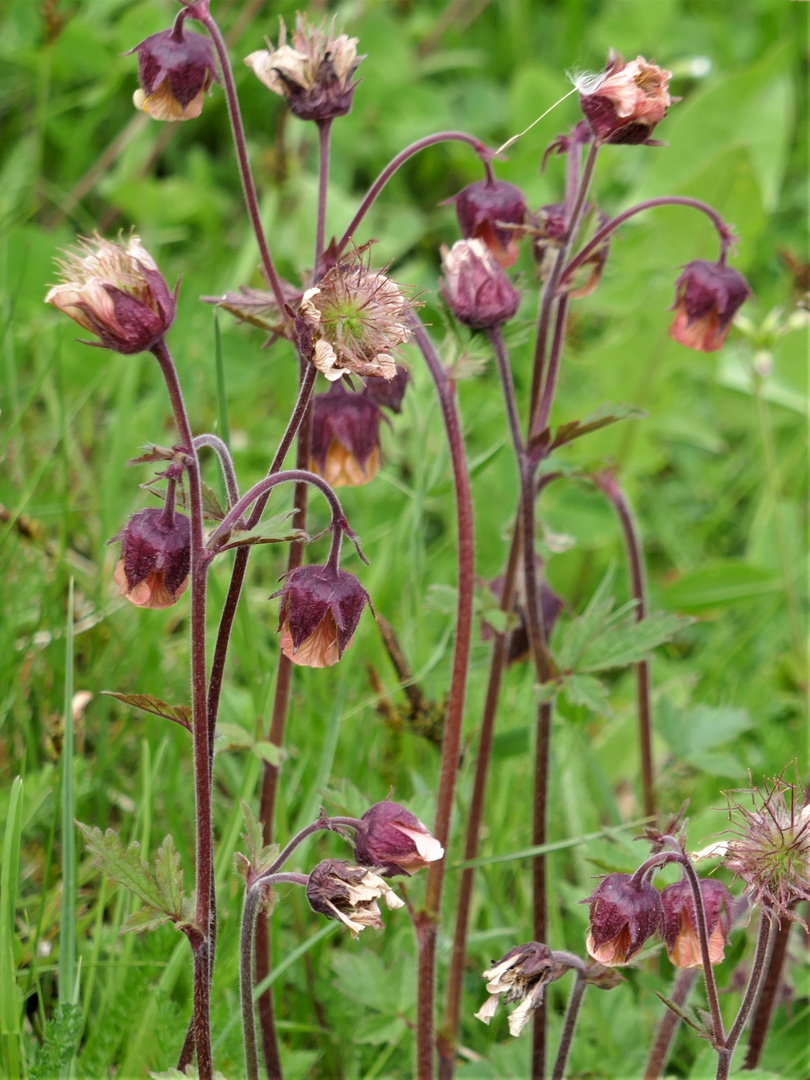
(561, 674, 613, 716)
(219, 511, 307, 550)
(29, 1004, 84, 1080)
(127, 444, 176, 466)
(549, 403, 645, 451)
(551, 567, 618, 670)
(578, 610, 689, 672)
(102, 692, 192, 731)
(121, 906, 174, 935)
(155, 835, 184, 918)
(534, 681, 559, 703)
(251, 741, 283, 766)
(78, 824, 164, 911)
(240, 800, 264, 868)
(200, 482, 226, 521)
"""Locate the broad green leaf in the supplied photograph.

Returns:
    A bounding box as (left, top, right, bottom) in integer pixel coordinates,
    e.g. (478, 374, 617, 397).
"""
(657, 701, 753, 760)
(101, 692, 191, 731)
(661, 561, 782, 611)
(78, 825, 163, 911)
(155, 835, 184, 919)
(578, 611, 689, 672)
(561, 674, 613, 716)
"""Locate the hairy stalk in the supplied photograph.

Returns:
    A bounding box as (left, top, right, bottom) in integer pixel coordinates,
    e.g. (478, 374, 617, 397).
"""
(717, 913, 772, 1080)
(410, 318, 475, 1080)
(644, 968, 698, 1079)
(337, 131, 491, 253)
(315, 120, 333, 264)
(193, 5, 287, 310)
(743, 917, 792, 1068)
(193, 433, 240, 510)
(241, 887, 262, 1080)
(551, 973, 588, 1080)
(151, 338, 213, 1079)
(591, 471, 655, 819)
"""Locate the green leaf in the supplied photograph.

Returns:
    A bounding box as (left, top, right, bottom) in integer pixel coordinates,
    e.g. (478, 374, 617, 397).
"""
(236, 800, 279, 879)
(661, 561, 782, 612)
(77, 825, 163, 911)
(561, 674, 613, 716)
(578, 611, 689, 672)
(657, 701, 753, 770)
(219, 511, 307, 550)
(155, 835, 184, 919)
(200, 481, 226, 522)
(121, 906, 174, 935)
(101, 692, 191, 731)
(251, 741, 283, 766)
(29, 1004, 84, 1080)
(538, 403, 645, 454)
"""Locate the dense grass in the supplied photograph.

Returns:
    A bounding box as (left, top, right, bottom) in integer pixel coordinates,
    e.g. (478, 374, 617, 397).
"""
(1, 0, 807, 1077)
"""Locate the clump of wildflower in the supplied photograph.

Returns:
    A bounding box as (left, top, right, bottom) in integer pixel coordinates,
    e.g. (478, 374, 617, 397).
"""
(293, 256, 414, 382)
(669, 260, 752, 352)
(441, 239, 521, 330)
(305, 859, 403, 938)
(722, 774, 810, 926)
(45, 233, 177, 355)
(127, 16, 219, 122)
(474, 943, 569, 1036)
(353, 801, 444, 877)
(272, 564, 371, 668)
(110, 506, 190, 609)
(583, 873, 662, 966)
(578, 51, 673, 145)
(309, 384, 382, 488)
(245, 15, 363, 122)
(660, 878, 733, 968)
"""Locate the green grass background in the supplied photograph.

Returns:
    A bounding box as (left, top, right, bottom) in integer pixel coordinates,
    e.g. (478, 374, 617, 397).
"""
(0, 0, 807, 1077)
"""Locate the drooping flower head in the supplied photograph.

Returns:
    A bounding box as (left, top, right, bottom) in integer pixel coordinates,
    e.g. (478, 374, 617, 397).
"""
(660, 878, 733, 968)
(578, 51, 673, 145)
(474, 943, 569, 1036)
(722, 774, 810, 927)
(353, 801, 444, 877)
(272, 564, 371, 668)
(294, 255, 414, 382)
(45, 233, 177, 355)
(441, 239, 521, 331)
(668, 260, 752, 352)
(309, 383, 383, 488)
(363, 366, 410, 414)
(583, 872, 662, 966)
(110, 507, 190, 609)
(245, 15, 364, 122)
(450, 178, 527, 269)
(126, 16, 219, 122)
(305, 859, 404, 938)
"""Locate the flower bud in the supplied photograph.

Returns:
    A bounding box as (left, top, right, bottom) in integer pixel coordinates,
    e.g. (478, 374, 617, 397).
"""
(451, 179, 527, 269)
(126, 19, 218, 122)
(579, 52, 673, 145)
(474, 942, 569, 1037)
(309, 384, 382, 488)
(306, 859, 404, 938)
(45, 234, 176, 355)
(660, 878, 733, 968)
(363, 366, 410, 414)
(441, 239, 520, 331)
(668, 260, 752, 352)
(272, 565, 370, 668)
(353, 801, 444, 877)
(245, 15, 363, 122)
(583, 873, 662, 966)
(110, 507, 190, 609)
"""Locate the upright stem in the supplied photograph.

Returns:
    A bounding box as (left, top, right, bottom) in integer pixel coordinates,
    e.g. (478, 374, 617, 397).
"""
(315, 120, 333, 266)
(717, 914, 772, 1080)
(241, 888, 262, 1080)
(410, 318, 475, 1080)
(644, 969, 698, 1079)
(551, 974, 588, 1080)
(591, 471, 655, 819)
(743, 917, 792, 1069)
(151, 339, 213, 1080)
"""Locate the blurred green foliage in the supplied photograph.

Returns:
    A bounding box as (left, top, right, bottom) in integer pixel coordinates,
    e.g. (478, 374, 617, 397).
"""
(1, 0, 807, 1077)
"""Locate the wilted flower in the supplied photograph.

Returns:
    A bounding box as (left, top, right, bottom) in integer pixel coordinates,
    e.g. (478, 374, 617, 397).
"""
(583, 873, 662, 966)
(722, 775, 810, 927)
(126, 18, 218, 122)
(45, 233, 177, 355)
(660, 878, 733, 968)
(245, 15, 363, 122)
(363, 366, 410, 414)
(353, 800, 444, 877)
(441, 239, 521, 330)
(272, 564, 370, 668)
(309, 384, 382, 488)
(306, 859, 404, 938)
(579, 51, 673, 145)
(451, 178, 527, 268)
(474, 943, 568, 1036)
(668, 260, 752, 352)
(110, 507, 190, 609)
(294, 258, 414, 382)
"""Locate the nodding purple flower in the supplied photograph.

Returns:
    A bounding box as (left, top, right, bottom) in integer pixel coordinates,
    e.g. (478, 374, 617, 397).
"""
(660, 878, 733, 969)
(579, 51, 673, 146)
(126, 22, 218, 122)
(111, 507, 190, 609)
(441, 239, 521, 331)
(45, 233, 177, 355)
(363, 366, 410, 414)
(668, 260, 751, 352)
(309, 384, 383, 488)
(583, 873, 662, 966)
(353, 801, 444, 877)
(305, 859, 403, 938)
(272, 565, 371, 668)
(451, 178, 527, 268)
